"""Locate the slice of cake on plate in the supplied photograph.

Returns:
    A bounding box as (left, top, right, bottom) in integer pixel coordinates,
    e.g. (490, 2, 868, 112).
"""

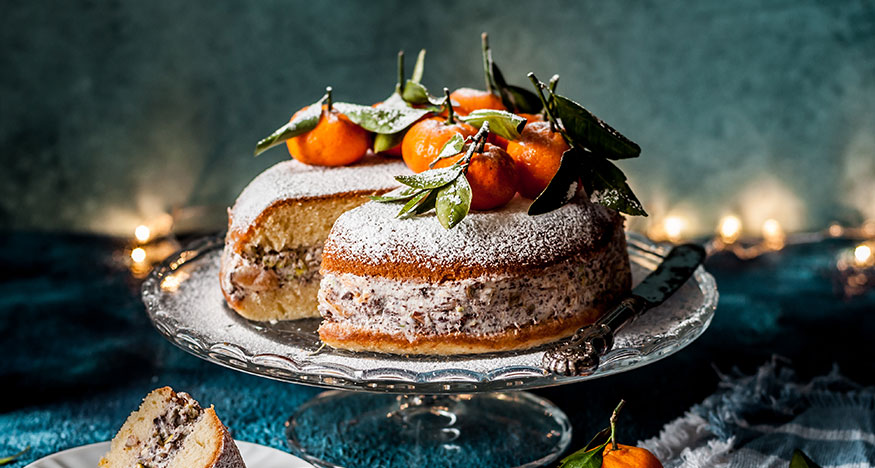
(99, 387, 245, 468)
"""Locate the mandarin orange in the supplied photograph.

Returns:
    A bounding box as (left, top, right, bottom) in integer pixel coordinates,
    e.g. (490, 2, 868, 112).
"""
(449, 87, 506, 115)
(434, 143, 518, 211)
(601, 444, 664, 468)
(401, 117, 477, 173)
(286, 105, 370, 166)
(505, 120, 570, 199)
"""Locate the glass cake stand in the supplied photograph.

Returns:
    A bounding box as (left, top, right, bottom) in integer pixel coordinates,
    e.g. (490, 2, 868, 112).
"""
(142, 233, 717, 468)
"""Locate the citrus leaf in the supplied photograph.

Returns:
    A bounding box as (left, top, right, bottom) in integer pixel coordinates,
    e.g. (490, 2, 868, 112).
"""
(558, 441, 608, 468)
(504, 84, 543, 114)
(583, 157, 647, 216)
(370, 185, 421, 203)
(397, 189, 434, 218)
(528, 148, 582, 215)
(333, 102, 429, 134)
(432, 133, 466, 165)
(460, 109, 526, 140)
(254, 95, 325, 156)
(790, 449, 823, 468)
(410, 49, 426, 84)
(435, 175, 471, 229)
(402, 80, 444, 107)
(374, 131, 406, 154)
(411, 189, 438, 215)
(550, 93, 640, 160)
(395, 166, 463, 189)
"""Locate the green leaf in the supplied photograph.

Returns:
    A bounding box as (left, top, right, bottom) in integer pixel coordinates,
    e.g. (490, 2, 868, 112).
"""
(397, 189, 434, 218)
(583, 157, 647, 216)
(558, 441, 608, 468)
(395, 166, 463, 190)
(790, 449, 823, 468)
(431, 133, 466, 166)
(460, 109, 526, 140)
(254, 96, 325, 156)
(528, 148, 583, 215)
(370, 185, 422, 203)
(550, 93, 640, 160)
(333, 102, 430, 134)
(401, 80, 444, 107)
(0, 446, 30, 466)
(435, 175, 471, 229)
(374, 131, 406, 154)
(504, 84, 543, 114)
(410, 49, 426, 84)
(411, 189, 438, 215)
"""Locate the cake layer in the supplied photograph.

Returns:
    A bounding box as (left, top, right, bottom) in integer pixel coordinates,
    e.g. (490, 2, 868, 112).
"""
(227, 154, 407, 251)
(321, 196, 624, 282)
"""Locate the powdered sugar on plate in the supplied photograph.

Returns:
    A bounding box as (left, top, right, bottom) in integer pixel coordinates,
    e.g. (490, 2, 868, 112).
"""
(229, 154, 409, 233)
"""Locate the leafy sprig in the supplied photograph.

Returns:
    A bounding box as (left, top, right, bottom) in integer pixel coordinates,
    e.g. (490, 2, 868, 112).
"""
(558, 400, 625, 468)
(526, 73, 647, 217)
(0, 446, 30, 466)
(372, 123, 493, 229)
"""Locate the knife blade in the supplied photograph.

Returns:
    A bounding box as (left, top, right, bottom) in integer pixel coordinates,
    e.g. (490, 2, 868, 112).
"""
(542, 243, 706, 376)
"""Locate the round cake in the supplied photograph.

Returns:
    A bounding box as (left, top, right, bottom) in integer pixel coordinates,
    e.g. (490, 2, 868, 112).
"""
(220, 154, 407, 321)
(317, 196, 632, 355)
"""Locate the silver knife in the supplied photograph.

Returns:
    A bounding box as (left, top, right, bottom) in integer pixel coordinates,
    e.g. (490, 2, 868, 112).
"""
(542, 243, 707, 376)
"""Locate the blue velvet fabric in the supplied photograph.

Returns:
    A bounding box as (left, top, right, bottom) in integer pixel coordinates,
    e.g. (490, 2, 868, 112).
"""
(2, 233, 874, 467)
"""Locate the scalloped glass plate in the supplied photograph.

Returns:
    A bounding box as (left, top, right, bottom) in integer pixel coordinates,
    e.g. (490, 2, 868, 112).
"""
(142, 233, 717, 394)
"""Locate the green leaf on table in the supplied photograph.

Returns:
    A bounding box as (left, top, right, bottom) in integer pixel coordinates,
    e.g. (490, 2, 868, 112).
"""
(402, 80, 444, 107)
(397, 189, 434, 218)
(333, 102, 430, 134)
(583, 157, 647, 216)
(550, 93, 640, 160)
(373, 131, 406, 154)
(435, 175, 471, 229)
(396, 166, 463, 190)
(370, 185, 422, 203)
(528, 148, 582, 215)
(254, 95, 326, 156)
(789, 449, 823, 468)
(459, 109, 526, 140)
(0, 446, 30, 466)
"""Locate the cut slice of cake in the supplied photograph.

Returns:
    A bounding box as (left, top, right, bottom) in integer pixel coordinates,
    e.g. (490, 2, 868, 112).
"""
(99, 387, 245, 468)
(318, 196, 631, 355)
(220, 154, 408, 321)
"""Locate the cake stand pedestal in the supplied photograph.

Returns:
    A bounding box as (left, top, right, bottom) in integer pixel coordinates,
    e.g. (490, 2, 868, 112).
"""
(142, 234, 717, 468)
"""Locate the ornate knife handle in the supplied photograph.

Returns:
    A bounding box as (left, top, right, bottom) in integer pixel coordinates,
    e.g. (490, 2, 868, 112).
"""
(542, 296, 647, 376)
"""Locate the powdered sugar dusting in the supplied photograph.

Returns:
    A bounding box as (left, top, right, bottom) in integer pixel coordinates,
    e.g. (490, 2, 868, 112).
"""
(229, 154, 409, 233)
(325, 196, 622, 271)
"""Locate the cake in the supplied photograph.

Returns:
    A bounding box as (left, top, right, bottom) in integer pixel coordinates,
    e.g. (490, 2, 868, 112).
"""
(317, 196, 631, 355)
(99, 387, 245, 468)
(220, 154, 407, 321)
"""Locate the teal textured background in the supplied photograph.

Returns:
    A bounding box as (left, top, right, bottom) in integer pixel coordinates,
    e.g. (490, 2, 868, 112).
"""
(2, 0, 874, 235)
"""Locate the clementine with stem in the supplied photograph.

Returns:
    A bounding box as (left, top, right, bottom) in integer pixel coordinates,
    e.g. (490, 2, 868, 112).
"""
(434, 142, 518, 211)
(505, 120, 570, 199)
(401, 88, 476, 173)
(287, 87, 370, 166)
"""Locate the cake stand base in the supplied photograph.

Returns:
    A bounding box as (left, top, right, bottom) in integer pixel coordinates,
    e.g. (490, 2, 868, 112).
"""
(285, 390, 571, 468)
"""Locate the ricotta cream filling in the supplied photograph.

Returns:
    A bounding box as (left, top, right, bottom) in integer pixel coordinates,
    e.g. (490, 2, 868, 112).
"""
(318, 243, 629, 342)
(134, 392, 203, 468)
(222, 245, 323, 301)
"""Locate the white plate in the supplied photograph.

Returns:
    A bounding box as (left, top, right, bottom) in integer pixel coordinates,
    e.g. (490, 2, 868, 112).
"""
(24, 440, 313, 468)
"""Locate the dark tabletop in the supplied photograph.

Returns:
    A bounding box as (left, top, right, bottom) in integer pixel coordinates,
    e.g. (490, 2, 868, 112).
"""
(2, 232, 874, 466)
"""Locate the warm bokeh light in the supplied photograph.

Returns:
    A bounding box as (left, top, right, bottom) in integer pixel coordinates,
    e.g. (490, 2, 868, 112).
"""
(828, 223, 843, 237)
(135, 225, 151, 243)
(663, 216, 685, 242)
(131, 247, 147, 263)
(762, 219, 785, 249)
(855, 244, 873, 266)
(718, 215, 742, 244)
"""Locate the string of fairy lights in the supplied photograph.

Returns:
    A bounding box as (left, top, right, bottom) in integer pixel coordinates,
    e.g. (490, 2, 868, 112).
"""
(126, 208, 875, 296)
